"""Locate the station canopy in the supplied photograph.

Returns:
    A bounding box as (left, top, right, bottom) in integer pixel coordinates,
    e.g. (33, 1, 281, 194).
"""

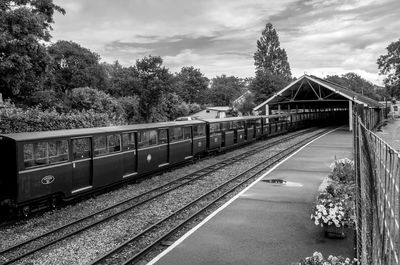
(253, 75, 382, 113)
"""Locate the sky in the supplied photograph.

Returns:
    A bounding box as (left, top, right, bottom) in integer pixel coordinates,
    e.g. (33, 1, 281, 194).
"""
(51, 0, 400, 85)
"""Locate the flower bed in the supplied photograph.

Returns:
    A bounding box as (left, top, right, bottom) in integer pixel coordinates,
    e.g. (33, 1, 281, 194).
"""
(311, 158, 355, 234)
(298, 252, 358, 265)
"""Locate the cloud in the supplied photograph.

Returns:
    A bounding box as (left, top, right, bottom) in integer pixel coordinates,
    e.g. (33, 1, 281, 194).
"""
(51, 0, 400, 85)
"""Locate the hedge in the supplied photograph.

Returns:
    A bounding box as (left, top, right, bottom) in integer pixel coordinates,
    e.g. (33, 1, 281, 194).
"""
(0, 104, 125, 134)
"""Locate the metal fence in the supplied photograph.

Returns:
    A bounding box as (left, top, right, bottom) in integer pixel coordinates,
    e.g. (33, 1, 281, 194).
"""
(354, 116, 400, 265)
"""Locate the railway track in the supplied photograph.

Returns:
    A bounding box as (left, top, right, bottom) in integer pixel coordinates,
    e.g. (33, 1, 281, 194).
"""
(88, 128, 331, 265)
(0, 128, 324, 265)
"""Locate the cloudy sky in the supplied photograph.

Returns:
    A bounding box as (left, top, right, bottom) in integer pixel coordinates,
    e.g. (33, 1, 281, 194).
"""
(51, 0, 400, 85)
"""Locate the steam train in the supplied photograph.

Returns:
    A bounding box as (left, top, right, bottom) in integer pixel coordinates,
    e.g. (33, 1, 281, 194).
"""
(0, 110, 343, 215)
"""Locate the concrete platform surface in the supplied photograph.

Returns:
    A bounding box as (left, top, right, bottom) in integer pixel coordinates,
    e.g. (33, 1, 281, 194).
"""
(150, 128, 354, 265)
(377, 118, 400, 152)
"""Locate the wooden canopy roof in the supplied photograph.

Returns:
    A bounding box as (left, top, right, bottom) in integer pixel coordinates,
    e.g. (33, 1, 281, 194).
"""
(253, 75, 382, 111)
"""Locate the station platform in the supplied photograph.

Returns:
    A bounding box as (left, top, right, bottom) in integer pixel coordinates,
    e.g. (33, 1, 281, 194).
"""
(149, 127, 354, 265)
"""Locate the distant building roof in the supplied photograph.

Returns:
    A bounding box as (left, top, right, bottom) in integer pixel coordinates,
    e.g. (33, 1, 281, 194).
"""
(206, 106, 231, 112)
(233, 90, 252, 105)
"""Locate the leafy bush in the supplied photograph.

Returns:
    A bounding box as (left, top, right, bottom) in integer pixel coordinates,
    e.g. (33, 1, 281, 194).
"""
(29, 90, 68, 112)
(298, 252, 358, 265)
(311, 191, 355, 228)
(117, 96, 141, 123)
(0, 103, 123, 134)
(328, 158, 355, 183)
(69, 87, 126, 123)
(311, 158, 356, 228)
(187, 103, 201, 114)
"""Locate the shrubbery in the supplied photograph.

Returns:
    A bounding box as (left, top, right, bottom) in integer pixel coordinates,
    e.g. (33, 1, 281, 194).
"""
(0, 103, 122, 134)
(69, 87, 126, 123)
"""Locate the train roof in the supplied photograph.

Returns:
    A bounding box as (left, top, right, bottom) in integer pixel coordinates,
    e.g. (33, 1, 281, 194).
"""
(1, 120, 205, 141)
(201, 114, 288, 123)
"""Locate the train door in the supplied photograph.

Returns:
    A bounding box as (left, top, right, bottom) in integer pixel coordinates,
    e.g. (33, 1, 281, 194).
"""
(158, 129, 169, 165)
(233, 124, 238, 144)
(71, 137, 93, 193)
(244, 123, 248, 140)
(122, 132, 137, 178)
(184, 127, 193, 156)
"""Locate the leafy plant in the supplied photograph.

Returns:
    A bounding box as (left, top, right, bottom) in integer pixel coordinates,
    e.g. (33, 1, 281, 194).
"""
(311, 191, 355, 228)
(298, 252, 358, 265)
(328, 158, 355, 183)
(311, 158, 356, 228)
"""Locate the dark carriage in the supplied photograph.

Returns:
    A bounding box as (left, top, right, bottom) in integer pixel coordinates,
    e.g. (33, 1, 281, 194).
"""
(0, 120, 207, 212)
(201, 116, 265, 151)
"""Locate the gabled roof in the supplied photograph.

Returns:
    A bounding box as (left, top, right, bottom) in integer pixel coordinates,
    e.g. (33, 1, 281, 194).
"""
(254, 74, 382, 111)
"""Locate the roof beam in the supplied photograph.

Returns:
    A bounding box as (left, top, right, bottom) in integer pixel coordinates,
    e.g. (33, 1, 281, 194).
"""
(293, 78, 305, 101)
(306, 79, 321, 99)
(267, 99, 350, 105)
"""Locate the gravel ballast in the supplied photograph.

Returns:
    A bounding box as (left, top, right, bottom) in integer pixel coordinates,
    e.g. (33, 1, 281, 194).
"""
(0, 129, 324, 265)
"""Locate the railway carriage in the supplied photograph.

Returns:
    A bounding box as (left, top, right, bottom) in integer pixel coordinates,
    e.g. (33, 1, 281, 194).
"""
(0, 112, 336, 215)
(0, 120, 206, 214)
(202, 116, 265, 151)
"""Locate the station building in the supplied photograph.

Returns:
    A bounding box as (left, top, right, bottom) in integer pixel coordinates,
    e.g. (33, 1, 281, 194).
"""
(253, 75, 383, 131)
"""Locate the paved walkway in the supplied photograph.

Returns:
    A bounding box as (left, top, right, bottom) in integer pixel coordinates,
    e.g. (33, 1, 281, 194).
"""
(376, 118, 400, 151)
(150, 128, 354, 265)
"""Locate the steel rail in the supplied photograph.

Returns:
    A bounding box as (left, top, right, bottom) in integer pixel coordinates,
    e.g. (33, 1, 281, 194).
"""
(89, 129, 330, 265)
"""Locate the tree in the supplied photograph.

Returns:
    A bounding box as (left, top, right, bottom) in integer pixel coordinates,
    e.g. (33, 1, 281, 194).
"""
(325, 73, 381, 100)
(233, 92, 255, 116)
(0, 0, 65, 101)
(208, 75, 246, 106)
(117, 96, 141, 123)
(251, 23, 292, 104)
(135, 55, 173, 122)
(69, 87, 126, 123)
(254, 23, 292, 79)
(377, 39, 400, 98)
(103, 61, 140, 97)
(250, 70, 288, 105)
(174, 66, 209, 104)
(47, 40, 107, 92)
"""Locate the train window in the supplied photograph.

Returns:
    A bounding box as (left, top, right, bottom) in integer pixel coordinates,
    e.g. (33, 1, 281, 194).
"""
(72, 138, 91, 160)
(222, 122, 232, 131)
(24, 140, 69, 168)
(198, 124, 205, 136)
(158, 129, 168, 144)
(170, 127, 183, 142)
(256, 119, 262, 127)
(183, 127, 191, 140)
(94, 136, 108, 156)
(139, 130, 158, 148)
(108, 134, 121, 153)
(193, 126, 198, 137)
(193, 125, 205, 137)
(122, 133, 135, 151)
(24, 144, 35, 168)
(48, 140, 68, 163)
(149, 130, 158, 145)
(209, 123, 220, 133)
(138, 131, 149, 148)
(34, 142, 48, 165)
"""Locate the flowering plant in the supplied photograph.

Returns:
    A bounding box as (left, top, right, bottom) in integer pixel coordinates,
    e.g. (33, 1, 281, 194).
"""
(329, 158, 355, 183)
(311, 191, 355, 228)
(298, 252, 358, 265)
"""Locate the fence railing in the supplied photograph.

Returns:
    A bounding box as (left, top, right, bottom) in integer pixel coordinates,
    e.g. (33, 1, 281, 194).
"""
(354, 116, 400, 265)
